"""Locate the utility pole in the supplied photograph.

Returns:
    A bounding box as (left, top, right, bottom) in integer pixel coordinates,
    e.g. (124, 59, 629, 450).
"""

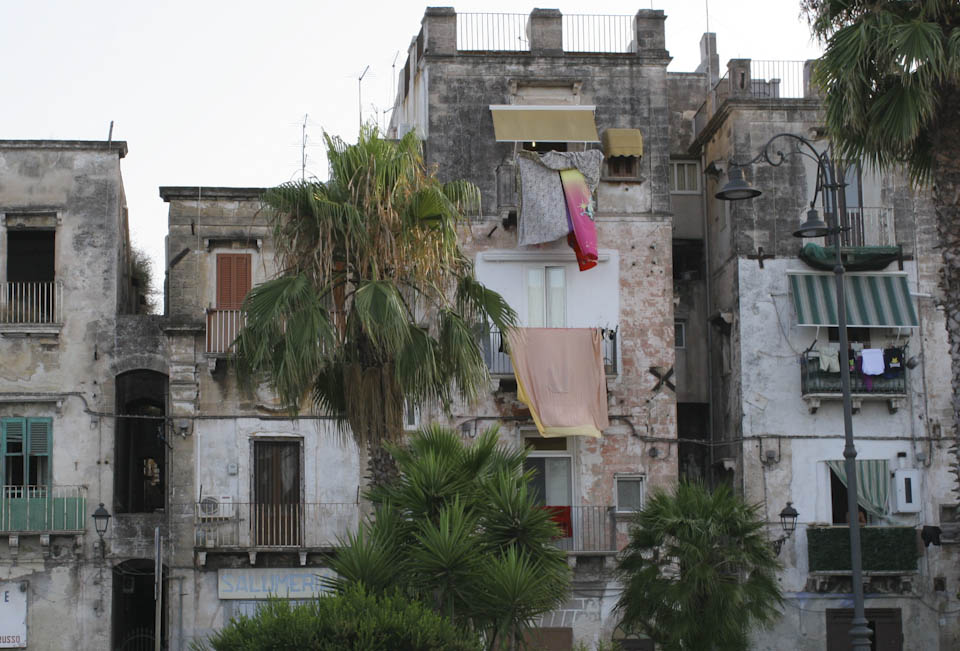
(301, 113, 308, 181)
(358, 65, 370, 134)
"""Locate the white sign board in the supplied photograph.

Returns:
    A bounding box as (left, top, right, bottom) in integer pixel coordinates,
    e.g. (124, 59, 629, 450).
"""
(217, 568, 334, 600)
(0, 583, 26, 648)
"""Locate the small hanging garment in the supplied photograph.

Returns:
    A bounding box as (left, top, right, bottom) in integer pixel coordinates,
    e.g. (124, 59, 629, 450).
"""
(861, 348, 884, 375)
(559, 168, 598, 271)
(818, 345, 840, 373)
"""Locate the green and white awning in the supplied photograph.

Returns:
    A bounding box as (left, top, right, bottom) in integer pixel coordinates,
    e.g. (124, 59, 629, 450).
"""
(788, 272, 919, 328)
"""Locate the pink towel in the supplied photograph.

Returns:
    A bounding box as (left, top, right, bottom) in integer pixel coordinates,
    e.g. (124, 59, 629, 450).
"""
(506, 328, 609, 438)
(559, 169, 598, 271)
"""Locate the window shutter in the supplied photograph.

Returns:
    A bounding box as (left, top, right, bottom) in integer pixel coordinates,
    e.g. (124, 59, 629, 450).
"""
(217, 254, 252, 309)
(27, 418, 51, 487)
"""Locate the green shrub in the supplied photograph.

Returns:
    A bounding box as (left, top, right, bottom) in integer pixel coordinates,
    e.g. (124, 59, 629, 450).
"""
(806, 526, 919, 572)
(194, 585, 482, 651)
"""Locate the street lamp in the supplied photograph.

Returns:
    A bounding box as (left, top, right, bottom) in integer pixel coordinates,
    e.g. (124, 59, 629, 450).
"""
(716, 132, 872, 651)
(92, 502, 111, 557)
(772, 502, 799, 556)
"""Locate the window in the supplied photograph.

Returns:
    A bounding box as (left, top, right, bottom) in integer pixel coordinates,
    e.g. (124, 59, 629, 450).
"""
(5, 229, 56, 324)
(674, 320, 686, 349)
(523, 436, 572, 538)
(606, 155, 638, 178)
(616, 475, 645, 513)
(0, 418, 51, 488)
(522, 141, 568, 153)
(216, 253, 252, 310)
(253, 440, 302, 546)
(403, 401, 420, 431)
(828, 327, 871, 346)
(527, 266, 565, 327)
(670, 161, 700, 193)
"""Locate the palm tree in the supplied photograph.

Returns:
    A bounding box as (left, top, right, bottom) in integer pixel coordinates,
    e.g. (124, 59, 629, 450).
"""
(327, 425, 570, 650)
(802, 0, 960, 480)
(235, 128, 516, 483)
(615, 482, 783, 651)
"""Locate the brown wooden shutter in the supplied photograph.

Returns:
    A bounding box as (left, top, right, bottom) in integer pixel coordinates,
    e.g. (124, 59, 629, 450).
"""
(216, 254, 251, 309)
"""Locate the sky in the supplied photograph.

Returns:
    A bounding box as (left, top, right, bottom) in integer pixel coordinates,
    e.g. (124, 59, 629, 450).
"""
(0, 1, 822, 305)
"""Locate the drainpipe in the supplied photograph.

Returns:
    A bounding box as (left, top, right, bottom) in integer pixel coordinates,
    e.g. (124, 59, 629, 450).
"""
(699, 151, 716, 485)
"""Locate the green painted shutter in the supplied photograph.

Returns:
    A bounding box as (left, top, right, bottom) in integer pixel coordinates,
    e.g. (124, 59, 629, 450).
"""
(26, 419, 51, 487)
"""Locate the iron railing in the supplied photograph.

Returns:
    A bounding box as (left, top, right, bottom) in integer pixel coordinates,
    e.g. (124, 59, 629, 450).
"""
(800, 352, 907, 396)
(457, 13, 529, 51)
(194, 502, 359, 549)
(0, 281, 62, 324)
(483, 327, 618, 377)
(0, 485, 87, 532)
(548, 505, 618, 553)
(839, 207, 895, 247)
(562, 15, 635, 53)
(206, 309, 245, 354)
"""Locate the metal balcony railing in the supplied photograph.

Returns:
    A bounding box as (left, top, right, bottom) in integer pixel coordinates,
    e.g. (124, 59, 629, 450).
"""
(0, 281, 62, 324)
(0, 485, 87, 533)
(194, 502, 360, 549)
(547, 505, 618, 553)
(483, 327, 618, 377)
(800, 352, 907, 397)
(839, 207, 895, 247)
(562, 15, 636, 53)
(206, 309, 245, 354)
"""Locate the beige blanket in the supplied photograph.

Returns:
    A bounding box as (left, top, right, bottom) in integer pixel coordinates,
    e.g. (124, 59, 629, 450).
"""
(506, 328, 609, 438)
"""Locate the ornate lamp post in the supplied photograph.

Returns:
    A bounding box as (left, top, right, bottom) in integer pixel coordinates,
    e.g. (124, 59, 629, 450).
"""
(92, 502, 112, 558)
(716, 133, 871, 651)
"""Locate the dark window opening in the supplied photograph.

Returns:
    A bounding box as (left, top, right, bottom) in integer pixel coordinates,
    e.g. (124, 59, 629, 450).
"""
(826, 608, 902, 651)
(607, 155, 638, 178)
(6, 230, 54, 283)
(114, 370, 167, 514)
(677, 403, 709, 484)
(523, 141, 567, 153)
(828, 327, 871, 345)
(113, 559, 166, 651)
(830, 468, 867, 525)
(253, 440, 302, 546)
(673, 240, 704, 281)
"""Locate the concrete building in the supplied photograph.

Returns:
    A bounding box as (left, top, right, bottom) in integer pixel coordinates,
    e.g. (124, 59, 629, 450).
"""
(689, 50, 960, 651)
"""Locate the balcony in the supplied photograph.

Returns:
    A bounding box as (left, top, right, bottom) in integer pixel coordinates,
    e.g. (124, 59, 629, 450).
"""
(206, 309, 244, 355)
(483, 327, 618, 378)
(194, 502, 360, 560)
(0, 281, 63, 334)
(548, 505, 620, 554)
(0, 485, 87, 534)
(807, 525, 918, 574)
(800, 352, 907, 413)
(839, 207, 895, 247)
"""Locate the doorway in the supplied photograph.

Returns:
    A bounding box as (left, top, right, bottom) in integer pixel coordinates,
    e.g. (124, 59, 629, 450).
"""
(114, 371, 167, 514)
(826, 608, 903, 651)
(112, 559, 165, 651)
(252, 440, 302, 546)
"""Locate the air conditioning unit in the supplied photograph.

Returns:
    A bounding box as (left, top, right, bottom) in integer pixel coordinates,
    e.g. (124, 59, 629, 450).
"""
(893, 469, 922, 513)
(199, 495, 235, 520)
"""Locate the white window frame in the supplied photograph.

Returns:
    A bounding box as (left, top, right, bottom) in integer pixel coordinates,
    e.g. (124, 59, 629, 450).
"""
(524, 264, 567, 327)
(674, 320, 686, 349)
(670, 161, 701, 194)
(402, 401, 421, 431)
(615, 474, 645, 513)
(523, 435, 574, 508)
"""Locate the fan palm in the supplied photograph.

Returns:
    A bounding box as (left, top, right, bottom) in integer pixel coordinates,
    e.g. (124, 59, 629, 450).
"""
(235, 128, 516, 482)
(615, 482, 783, 651)
(803, 0, 960, 470)
(327, 425, 570, 650)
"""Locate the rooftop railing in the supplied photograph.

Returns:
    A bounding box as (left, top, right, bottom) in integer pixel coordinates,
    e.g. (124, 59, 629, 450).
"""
(563, 15, 635, 54)
(457, 13, 529, 52)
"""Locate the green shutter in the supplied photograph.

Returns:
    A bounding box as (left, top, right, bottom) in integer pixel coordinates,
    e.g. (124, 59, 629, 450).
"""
(26, 419, 51, 487)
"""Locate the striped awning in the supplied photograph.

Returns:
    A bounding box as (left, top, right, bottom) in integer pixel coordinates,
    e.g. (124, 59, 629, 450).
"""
(788, 272, 919, 328)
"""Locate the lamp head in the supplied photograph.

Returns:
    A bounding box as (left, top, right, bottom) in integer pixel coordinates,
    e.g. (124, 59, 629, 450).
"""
(715, 167, 761, 201)
(779, 501, 799, 534)
(92, 502, 111, 538)
(793, 208, 832, 239)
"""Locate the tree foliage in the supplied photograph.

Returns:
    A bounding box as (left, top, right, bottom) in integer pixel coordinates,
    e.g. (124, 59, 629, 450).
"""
(326, 425, 570, 650)
(804, 0, 960, 183)
(615, 482, 783, 651)
(194, 584, 482, 651)
(235, 128, 516, 454)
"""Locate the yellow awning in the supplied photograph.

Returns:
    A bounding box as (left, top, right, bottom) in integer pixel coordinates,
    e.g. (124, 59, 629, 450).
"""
(602, 128, 643, 157)
(490, 105, 599, 143)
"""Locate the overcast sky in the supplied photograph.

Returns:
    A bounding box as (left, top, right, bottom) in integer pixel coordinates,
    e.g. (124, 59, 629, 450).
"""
(0, 1, 822, 302)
